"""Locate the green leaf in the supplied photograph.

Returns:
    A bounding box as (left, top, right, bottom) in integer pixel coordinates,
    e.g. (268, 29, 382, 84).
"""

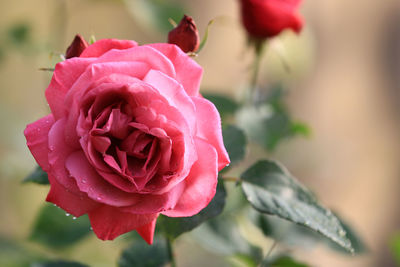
(262, 255, 309, 267)
(118, 238, 170, 267)
(193, 215, 262, 261)
(7, 23, 31, 45)
(222, 125, 247, 167)
(0, 236, 44, 267)
(252, 211, 366, 255)
(158, 180, 227, 239)
(203, 93, 239, 119)
(30, 204, 91, 249)
(326, 213, 367, 254)
(236, 86, 310, 151)
(23, 166, 49, 185)
(123, 0, 185, 33)
(241, 160, 354, 253)
(31, 260, 89, 267)
(389, 232, 400, 265)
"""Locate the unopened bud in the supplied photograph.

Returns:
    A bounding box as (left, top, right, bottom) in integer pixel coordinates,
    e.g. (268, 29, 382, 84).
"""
(168, 15, 200, 53)
(65, 34, 89, 59)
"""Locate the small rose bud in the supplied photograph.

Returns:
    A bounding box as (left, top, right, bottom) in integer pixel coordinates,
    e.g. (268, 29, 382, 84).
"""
(65, 34, 89, 59)
(168, 15, 200, 53)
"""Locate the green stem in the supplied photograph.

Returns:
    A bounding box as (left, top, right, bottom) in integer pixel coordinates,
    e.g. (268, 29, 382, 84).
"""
(166, 236, 177, 267)
(265, 240, 277, 260)
(248, 39, 267, 104)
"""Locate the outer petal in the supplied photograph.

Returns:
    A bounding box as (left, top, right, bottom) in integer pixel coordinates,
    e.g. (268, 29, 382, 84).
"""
(88, 205, 158, 241)
(147, 43, 203, 97)
(80, 39, 138, 58)
(45, 57, 95, 119)
(24, 114, 54, 171)
(46, 174, 99, 217)
(47, 119, 81, 193)
(191, 97, 230, 171)
(65, 151, 140, 207)
(136, 217, 158, 245)
(162, 138, 218, 217)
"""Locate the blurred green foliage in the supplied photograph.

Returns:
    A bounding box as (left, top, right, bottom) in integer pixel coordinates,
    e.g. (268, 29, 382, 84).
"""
(30, 204, 91, 249)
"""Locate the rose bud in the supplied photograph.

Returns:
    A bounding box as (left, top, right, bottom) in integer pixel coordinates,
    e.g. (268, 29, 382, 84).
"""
(65, 34, 89, 59)
(24, 39, 230, 244)
(168, 15, 200, 53)
(239, 0, 304, 39)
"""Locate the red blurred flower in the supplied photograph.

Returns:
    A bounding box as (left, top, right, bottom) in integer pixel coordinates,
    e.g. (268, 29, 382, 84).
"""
(168, 15, 200, 53)
(239, 0, 304, 39)
(65, 34, 89, 59)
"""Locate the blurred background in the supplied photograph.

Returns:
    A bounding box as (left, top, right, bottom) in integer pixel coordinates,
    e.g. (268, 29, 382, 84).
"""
(1, 0, 400, 266)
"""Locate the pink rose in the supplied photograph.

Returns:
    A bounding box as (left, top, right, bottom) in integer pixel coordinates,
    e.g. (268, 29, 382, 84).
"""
(24, 39, 230, 244)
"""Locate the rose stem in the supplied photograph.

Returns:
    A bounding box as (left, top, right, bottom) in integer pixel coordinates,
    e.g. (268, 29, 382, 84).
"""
(248, 39, 267, 104)
(265, 240, 277, 260)
(166, 236, 177, 267)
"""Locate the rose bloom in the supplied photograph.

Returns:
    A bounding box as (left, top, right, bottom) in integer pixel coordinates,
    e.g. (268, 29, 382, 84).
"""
(239, 0, 303, 39)
(24, 39, 230, 244)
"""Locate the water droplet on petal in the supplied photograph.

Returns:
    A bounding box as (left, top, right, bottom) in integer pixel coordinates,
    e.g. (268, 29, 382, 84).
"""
(96, 196, 102, 201)
(66, 213, 70, 216)
(82, 179, 87, 184)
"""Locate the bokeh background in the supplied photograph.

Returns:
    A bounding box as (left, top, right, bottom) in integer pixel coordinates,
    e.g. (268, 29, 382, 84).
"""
(1, 0, 400, 266)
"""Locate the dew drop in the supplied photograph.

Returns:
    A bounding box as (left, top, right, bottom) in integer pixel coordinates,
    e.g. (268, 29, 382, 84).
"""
(96, 196, 102, 201)
(82, 179, 87, 184)
(72, 216, 77, 220)
(339, 230, 346, 237)
(66, 213, 70, 217)
(49, 145, 55, 151)
(90, 227, 93, 231)
(53, 204, 57, 207)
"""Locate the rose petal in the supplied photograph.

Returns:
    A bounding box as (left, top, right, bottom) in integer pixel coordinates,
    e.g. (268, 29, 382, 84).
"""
(65, 151, 140, 207)
(147, 43, 203, 96)
(80, 39, 138, 58)
(24, 114, 55, 171)
(136, 217, 158, 245)
(191, 96, 230, 171)
(88, 205, 158, 241)
(47, 119, 82, 194)
(46, 174, 99, 217)
(162, 138, 218, 217)
(120, 179, 185, 214)
(143, 69, 197, 134)
(45, 57, 95, 120)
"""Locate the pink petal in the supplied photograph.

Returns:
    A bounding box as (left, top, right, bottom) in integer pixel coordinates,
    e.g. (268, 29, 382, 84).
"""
(88, 204, 158, 241)
(80, 39, 138, 58)
(120, 180, 184, 214)
(162, 138, 218, 217)
(191, 96, 230, 171)
(148, 43, 203, 97)
(136, 217, 158, 245)
(45, 57, 95, 119)
(46, 174, 99, 217)
(143, 69, 197, 134)
(96, 46, 176, 79)
(24, 114, 54, 171)
(65, 151, 140, 207)
(47, 119, 81, 194)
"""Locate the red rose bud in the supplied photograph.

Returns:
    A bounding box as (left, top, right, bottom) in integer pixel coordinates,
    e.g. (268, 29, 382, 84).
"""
(65, 34, 89, 59)
(168, 15, 200, 53)
(240, 0, 304, 39)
